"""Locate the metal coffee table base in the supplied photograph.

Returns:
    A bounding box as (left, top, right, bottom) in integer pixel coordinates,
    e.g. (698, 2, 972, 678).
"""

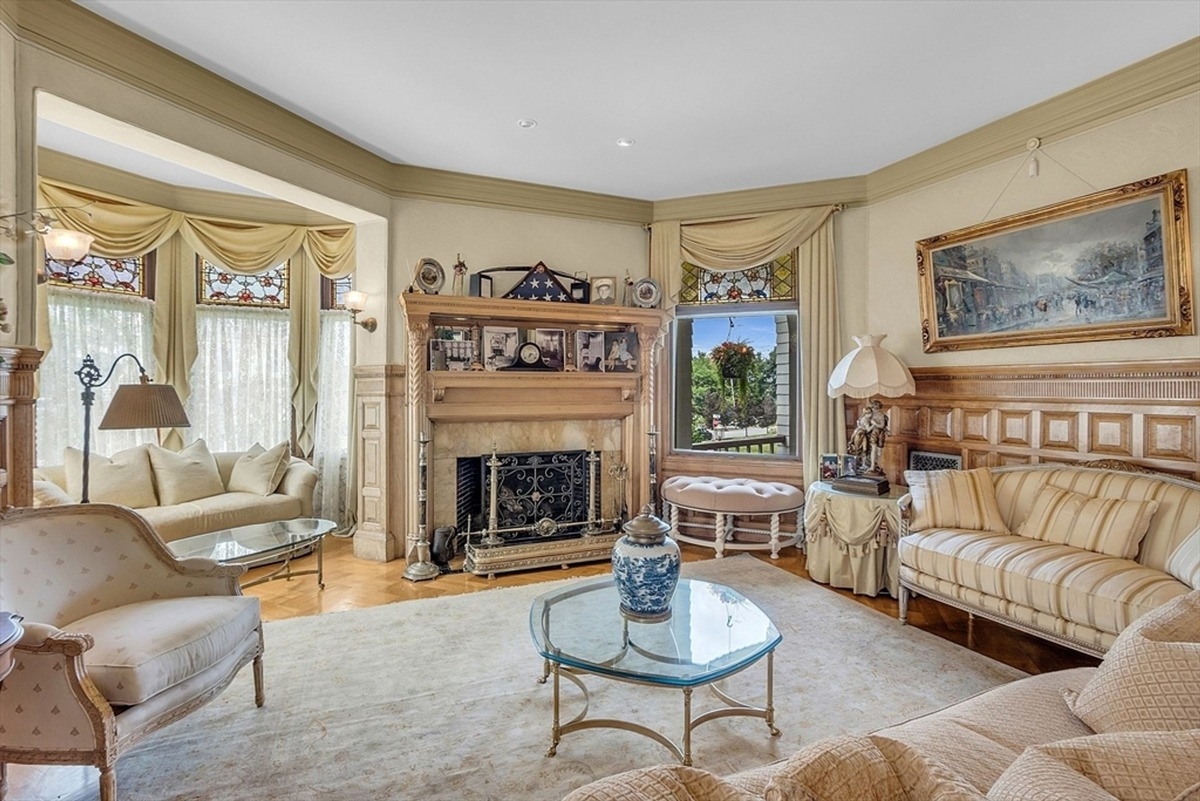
(539, 651, 779, 766)
(240, 535, 325, 590)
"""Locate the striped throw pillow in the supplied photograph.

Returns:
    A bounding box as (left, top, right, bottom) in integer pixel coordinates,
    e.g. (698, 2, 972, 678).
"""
(905, 468, 1010, 534)
(1017, 485, 1158, 559)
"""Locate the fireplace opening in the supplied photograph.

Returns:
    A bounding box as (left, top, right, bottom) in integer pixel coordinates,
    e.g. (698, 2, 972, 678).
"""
(456, 449, 595, 544)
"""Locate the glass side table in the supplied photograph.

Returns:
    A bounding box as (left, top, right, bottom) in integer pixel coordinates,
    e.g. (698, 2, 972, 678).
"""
(530, 576, 781, 765)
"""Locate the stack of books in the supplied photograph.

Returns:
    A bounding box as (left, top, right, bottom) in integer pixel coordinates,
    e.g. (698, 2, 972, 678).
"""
(829, 474, 890, 496)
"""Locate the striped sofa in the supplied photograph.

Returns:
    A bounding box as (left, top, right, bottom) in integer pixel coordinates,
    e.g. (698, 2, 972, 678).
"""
(897, 463, 1199, 657)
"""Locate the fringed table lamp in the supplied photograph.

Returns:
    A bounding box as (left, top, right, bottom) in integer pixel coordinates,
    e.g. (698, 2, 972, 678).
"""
(77, 353, 190, 503)
(826, 334, 915, 495)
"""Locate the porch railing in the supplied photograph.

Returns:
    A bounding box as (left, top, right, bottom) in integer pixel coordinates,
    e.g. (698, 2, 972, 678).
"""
(692, 434, 787, 454)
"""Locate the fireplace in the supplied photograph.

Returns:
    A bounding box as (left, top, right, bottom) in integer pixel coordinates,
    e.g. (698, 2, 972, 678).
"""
(456, 449, 592, 541)
(454, 445, 621, 576)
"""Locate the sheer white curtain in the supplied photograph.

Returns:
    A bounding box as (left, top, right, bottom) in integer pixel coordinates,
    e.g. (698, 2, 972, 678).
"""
(37, 286, 155, 465)
(187, 305, 290, 452)
(314, 309, 353, 527)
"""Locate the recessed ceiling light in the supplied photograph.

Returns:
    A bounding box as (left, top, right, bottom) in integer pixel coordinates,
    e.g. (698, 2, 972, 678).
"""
(616, 138, 636, 148)
(517, 119, 537, 129)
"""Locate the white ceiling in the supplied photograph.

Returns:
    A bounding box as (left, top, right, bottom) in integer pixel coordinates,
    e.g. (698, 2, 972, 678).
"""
(67, 1, 1200, 201)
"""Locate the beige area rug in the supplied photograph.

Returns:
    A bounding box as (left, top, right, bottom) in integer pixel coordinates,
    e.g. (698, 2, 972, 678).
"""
(98, 556, 1024, 801)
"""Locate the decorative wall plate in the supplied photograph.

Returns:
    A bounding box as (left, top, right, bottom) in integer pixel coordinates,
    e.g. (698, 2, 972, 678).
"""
(632, 277, 662, 308)
(414, 258, 445, 294)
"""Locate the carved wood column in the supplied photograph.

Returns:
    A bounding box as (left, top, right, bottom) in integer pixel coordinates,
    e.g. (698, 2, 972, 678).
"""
(0, 347, 44, 508)
(404, 318, 431, 563)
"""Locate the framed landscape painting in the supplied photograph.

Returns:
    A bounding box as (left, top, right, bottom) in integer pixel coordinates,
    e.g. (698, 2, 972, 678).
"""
(915, 170, 1193, 352)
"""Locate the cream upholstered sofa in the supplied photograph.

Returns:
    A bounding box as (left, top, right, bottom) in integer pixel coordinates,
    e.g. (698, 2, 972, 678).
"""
(32, 439, 318, 543)
(0, 504, 265, 801)
(563, 590, 1200, 801)
(897, 463, 1199, 657)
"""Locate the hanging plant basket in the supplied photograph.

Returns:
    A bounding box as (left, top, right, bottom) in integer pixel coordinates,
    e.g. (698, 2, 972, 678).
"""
(711, 340, 757, 380)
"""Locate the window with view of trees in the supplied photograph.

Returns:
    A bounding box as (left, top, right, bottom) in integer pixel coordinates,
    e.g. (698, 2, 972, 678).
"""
(672, 253, 797, 456)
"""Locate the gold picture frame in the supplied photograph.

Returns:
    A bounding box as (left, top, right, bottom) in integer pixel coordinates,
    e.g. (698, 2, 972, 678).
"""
(915, 169, 1193, 352)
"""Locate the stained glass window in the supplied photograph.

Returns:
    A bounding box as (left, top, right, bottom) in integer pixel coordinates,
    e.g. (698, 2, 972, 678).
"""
(44, 253, 150, 297)
(679, 251, 796, 305)
(197, 258, 289, 307)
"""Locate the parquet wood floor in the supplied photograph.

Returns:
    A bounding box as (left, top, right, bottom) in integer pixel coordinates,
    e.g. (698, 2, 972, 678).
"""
(5, 537, 1098, 799)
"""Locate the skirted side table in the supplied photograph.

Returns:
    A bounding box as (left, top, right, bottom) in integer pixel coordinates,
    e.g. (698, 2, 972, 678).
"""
(803, 481, 905, 597)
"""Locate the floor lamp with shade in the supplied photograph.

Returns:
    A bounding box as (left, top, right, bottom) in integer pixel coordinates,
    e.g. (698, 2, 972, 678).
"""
(826, 334, 915, 494)
(76, 353, 190, 503)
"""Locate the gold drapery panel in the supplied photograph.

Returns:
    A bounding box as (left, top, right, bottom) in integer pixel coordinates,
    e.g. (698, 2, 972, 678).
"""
(37, 178, 355, 456)
(799, 219, 845, 487)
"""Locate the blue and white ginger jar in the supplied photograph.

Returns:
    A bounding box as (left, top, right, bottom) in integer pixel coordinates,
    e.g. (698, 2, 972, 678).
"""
(612, 505, 681, 622)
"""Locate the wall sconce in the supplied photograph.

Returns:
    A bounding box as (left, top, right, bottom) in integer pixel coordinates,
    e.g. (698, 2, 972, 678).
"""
(0, 207, 95, 263)
(343, 290, 377, 332)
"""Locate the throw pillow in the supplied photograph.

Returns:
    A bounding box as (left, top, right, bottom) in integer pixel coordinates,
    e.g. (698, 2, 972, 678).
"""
(1064, 589, 1200, 732)
(868, 736, 986, 800)
(991, 731, 1200, 801)
(33, 479, 73, 507)
(762, 735, 903, 801)
(904, 468, 1010, 534)
(1017, 484, 1159, 559)
(561, 765, 754, 801)
(1165, 527, 1199, 588)
(988, 748, 1121, 801)
(147, 439, 226, 505)
(227, 441, 291, 495)
(63, 445, 158, 508)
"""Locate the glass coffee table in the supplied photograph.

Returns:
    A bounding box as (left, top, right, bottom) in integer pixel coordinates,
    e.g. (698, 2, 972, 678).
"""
(530, 576, 781, 766)
(167, 518, 336, 589)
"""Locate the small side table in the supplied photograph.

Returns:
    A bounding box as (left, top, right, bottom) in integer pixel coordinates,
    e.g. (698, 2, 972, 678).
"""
(803, 481, 905, 597)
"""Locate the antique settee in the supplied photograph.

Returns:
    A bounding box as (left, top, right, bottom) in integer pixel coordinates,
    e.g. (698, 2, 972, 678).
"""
(0, 504, 265, 801)
(32, 439, 318, 542)
(897, 463, 1199, 657)
(563, 590, 1200, 800)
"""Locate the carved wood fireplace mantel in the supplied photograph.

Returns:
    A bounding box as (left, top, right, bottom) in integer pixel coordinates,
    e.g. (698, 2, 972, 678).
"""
(399, 293, 671, 570)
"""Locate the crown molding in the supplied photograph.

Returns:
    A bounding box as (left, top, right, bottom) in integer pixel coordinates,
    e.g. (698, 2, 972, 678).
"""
(390, 165, 653, 225)
(652, 176, 868, 222)
(37, 148, 349, 225)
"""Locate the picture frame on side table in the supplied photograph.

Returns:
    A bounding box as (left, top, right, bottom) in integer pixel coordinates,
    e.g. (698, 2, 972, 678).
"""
(915, 169, 1193, 352)
(591, 276, 617, 305)
(576, 330, 606, 372)
(840, 455, 857, 477)
(820, 454, 839, 481)
(481, 326, 518, 370)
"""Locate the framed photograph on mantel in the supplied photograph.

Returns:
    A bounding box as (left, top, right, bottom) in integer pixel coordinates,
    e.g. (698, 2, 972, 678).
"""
(915, 169, 1193, 353)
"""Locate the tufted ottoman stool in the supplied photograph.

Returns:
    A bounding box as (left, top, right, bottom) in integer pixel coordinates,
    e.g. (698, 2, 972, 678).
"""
(660, 475, 803, 559)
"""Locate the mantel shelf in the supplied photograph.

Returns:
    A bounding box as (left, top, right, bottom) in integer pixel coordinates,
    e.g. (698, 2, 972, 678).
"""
(428, 371, 639, 422)
(400, 292, 671, 329)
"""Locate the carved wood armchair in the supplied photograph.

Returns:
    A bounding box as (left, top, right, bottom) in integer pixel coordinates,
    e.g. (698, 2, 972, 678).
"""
(0, 504, 264, 801)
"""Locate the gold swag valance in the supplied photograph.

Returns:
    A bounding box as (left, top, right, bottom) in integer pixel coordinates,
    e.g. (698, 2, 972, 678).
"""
(38, 179, 356, 276)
